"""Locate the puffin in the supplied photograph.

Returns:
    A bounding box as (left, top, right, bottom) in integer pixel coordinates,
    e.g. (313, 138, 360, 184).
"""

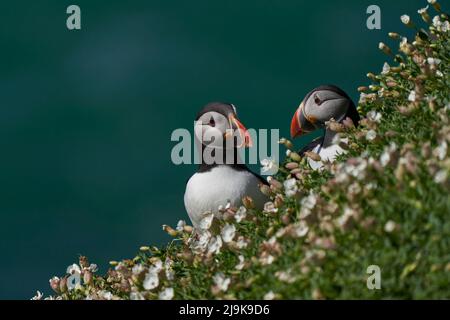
(290, 85, 360, 169)
(184, 102, 268, 228)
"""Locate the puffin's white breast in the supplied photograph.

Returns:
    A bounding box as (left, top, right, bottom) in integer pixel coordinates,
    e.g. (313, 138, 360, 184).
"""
(184, 165, 267, 227)
(307, 143, 346, 170)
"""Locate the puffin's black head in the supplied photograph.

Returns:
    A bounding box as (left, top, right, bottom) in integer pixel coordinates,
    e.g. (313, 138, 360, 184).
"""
(195, 102, 252, 149)
(290, 85, 360, 138)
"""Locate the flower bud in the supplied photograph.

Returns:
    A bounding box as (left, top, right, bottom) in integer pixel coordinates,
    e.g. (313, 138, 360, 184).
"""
(83, 270, 93, 285)
(418, 6, 431, 23)
(388, 32, 401, 40)
(366, 72, 377, 81)
(274, 194, 284, 208)
(281, 214, 291, 225)
(427, 0, 441, 12)
(183, 225, 193, 233)
(289, 152, 302, 162)
(267, 177, 282, 190)
(259, 183, 272, 197)
(342, 117, 355, 129)
(79, 256, 89, 269)
(326, 121, 345, 132)
(378, 42, 392, 55)
(400, 14, 414, 28)
(304, 151, 321, 162)
(278, 138, 293, 150)
(59, 276, 68, 293)
(242, 196, 254, 209)
(285, 162, 299, 170)
(162, 225, 178, 237)
(386, 81, 397, 88)
(357, 86, 369, 92)
(49, 277, 60, 293)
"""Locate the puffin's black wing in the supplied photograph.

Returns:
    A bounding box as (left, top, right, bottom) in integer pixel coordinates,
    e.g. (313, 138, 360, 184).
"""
(233, 164, 269, 186)
(249, 170, 269, 185)
(298, 136, 324, 156)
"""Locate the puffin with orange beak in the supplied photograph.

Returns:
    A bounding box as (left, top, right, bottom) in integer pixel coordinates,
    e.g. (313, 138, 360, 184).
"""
(290, 85, 360, 170)
(184, 102, 268, 228)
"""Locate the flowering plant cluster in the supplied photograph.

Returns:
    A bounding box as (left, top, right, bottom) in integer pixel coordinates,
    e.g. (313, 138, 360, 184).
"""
(34, 1, 449, 300)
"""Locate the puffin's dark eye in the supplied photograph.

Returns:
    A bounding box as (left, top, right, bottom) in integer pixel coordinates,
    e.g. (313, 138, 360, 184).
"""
(314, 94, 322, 105)
(209, 117, 215, 127)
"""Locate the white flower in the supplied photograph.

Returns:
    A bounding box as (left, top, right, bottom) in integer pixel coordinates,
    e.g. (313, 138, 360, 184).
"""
(190, 230, 211, 254)
(158, 287, 174, 300)
(418, 5, 429, 14)
(164, 257, 175, 279)
(367, 110, 382, 123)
(427, 57, 441, 66)
(283, 178, 298, 197)
(143, 271, 159, 290)
(433, 15, 450, 32)
(436, 70, 443, 77)
(149, 259, 163, 274)
(207, 235, 223, 254)
(380, 151, 391, 167)
(365, 130, 377, 141)
(132, 264, 145, 275)
(176, 220, 186, 232)
(130, 292, 145, 300)
(236, 236, 249, 249)
(434, 141, 448, 161)
(348, 182, 362, 195)
(213, 273, 230, 292)
(261, 158, 278, 174)
(66, 263, 81, 275)
(365, 182, 377, 190)
(382, 62, 390, 75)
(88, 263, 98, 273)
(400, 14, 411, 25)
(259, 253, 275, 265)
(235, 206, 247, 223)
(434, 170, 448, 184)
(292, 221, 309, 237)
(235, 255, 245, 271)
(344, 159, 368, 180)
(264, 291, 276, 300)
(31, 291, 43, 300)
(331, 133, 348, 146)
(276, 270, 297, 284)
(99, 290, 113, 300)
(221, 224, 236, 243)
(301, 192, 317, 210)
(199, 212, 214, 230)
(359, 92, 368, 104)
(263, 202, 278, 213)
(384, 220, 397, 233)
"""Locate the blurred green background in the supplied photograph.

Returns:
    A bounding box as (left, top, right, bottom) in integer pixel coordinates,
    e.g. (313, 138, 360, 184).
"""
(0, 0, 422, 298)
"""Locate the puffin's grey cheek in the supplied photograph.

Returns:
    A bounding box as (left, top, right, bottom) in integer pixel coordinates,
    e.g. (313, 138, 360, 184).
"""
(320, 98, 350, 122)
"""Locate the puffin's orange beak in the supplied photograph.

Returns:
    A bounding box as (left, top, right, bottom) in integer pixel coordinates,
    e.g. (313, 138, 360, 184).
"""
(225, 114, 253, 148)
(290, 107, 302, 138)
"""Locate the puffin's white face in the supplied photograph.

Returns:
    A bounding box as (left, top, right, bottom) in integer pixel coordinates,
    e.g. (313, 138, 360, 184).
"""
(194, 111, 231, 149)
(303, 89, 350, 124)
(194, 105, 252, 149)
(291, 87, 352, 138)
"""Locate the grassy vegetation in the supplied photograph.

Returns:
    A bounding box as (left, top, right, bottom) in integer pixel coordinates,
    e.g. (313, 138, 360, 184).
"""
(35, 1, 449, 300)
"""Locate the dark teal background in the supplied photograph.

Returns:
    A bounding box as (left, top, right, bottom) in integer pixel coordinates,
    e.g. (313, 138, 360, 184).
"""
(0, 0, 422, 299)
